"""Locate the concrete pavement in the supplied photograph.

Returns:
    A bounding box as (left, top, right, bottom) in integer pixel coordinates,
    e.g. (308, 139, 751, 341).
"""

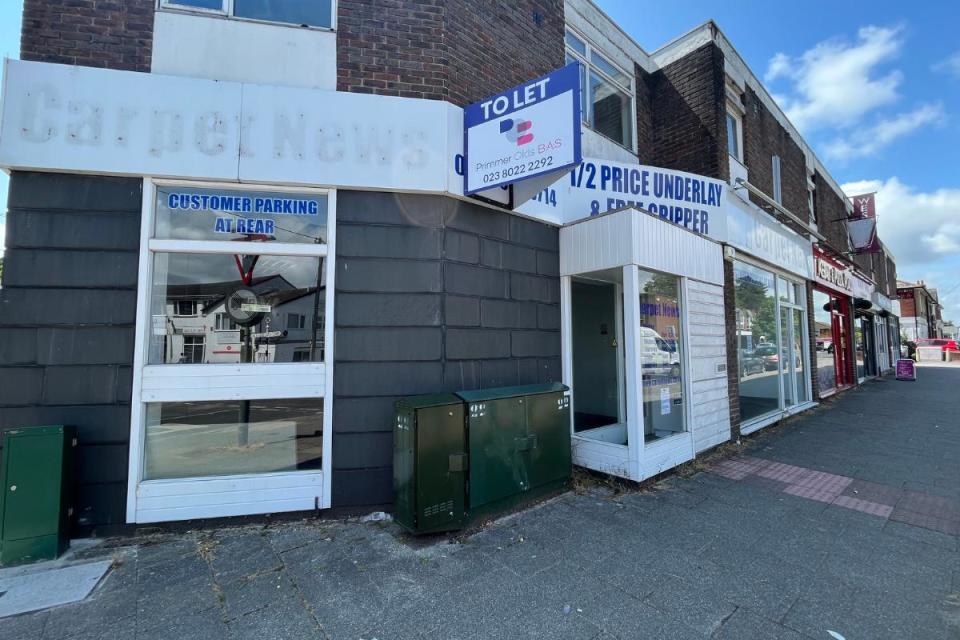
(2, 364, 959, 639)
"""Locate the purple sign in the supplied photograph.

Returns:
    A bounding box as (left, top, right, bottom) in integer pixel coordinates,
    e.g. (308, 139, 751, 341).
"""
(895, 358, 916, 381)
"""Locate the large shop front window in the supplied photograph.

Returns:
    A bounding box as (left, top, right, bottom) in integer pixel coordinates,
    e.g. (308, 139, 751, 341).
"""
(734, 261, 810, 423)
(130, 182, 335, 522)
(638, 270, 685, 440)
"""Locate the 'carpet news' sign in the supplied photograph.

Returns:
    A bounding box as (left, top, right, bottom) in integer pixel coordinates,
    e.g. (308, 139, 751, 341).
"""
(463, 63, 582, 194)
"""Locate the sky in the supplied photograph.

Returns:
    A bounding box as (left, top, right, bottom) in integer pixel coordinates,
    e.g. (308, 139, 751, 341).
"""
(0, 2, 958, 320)
(596, 0, 960, 322)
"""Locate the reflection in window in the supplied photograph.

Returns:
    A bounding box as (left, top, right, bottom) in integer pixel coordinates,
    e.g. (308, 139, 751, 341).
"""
(734, 262, 779, 421)
(813, 290, 837, 394)
(143, 398, 323, 480)
(234, 0, 332, 28)
(155, 187, 328, 245)
(638, 270, 684, 440)
(564, 29, 634, 149)
(149, 252, 325, 364)
(590, 72, 633, 149)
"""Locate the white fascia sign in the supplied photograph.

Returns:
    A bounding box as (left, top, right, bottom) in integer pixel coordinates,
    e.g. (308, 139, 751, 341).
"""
(463, 62, 582, 195)
(725, 189, 813, 279)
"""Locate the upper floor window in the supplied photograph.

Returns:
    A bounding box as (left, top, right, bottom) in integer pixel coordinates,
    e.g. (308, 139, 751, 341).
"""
(726, 109, 742, 162)
(564, 29, 635, 151)
(160, 0, 334, 29)
(771, 155, 782, 204)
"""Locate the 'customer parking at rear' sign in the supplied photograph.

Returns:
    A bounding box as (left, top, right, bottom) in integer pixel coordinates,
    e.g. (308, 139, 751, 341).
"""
(464, 63, 582, 194)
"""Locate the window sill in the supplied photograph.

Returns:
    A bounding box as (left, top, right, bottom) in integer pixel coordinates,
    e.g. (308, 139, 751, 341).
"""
(582, 122, 636, 156)
(157, 7, 336, 34)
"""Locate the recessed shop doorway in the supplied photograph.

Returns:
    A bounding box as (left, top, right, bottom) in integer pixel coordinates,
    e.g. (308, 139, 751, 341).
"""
(571, 274, 626, 445)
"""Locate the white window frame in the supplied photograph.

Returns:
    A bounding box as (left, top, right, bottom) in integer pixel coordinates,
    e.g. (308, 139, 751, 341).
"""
(158, 0, 338, 32)
(126, 178, 337, 523)
(564, 27, 638, 153)
(772, 155, 783, 205)
(734, 255, 814, 436)
(725, 107, 744, 163)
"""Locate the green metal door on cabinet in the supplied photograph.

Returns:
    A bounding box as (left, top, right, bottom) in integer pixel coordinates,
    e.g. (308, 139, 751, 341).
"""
(0, 425, 76, 565)
(393, 395, 467, 534)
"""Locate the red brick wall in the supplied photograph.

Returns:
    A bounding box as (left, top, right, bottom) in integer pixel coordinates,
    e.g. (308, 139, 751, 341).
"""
(814, 172, 851, 258)
(337, 0, 564, 106)
(742, 87, 808, 235)
(445, 0, 564, 107)
(21, 0, 154, 71)
(336, 0, 448, 99)
(647, 43, 728, 179)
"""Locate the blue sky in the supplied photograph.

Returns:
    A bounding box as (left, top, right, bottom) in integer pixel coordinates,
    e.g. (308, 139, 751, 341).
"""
(596, 0, 960, 321)
(0, 1, 958, 320)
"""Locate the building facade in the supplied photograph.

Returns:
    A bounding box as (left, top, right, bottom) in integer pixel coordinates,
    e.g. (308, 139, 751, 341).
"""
(897, 280, 942, 341)
(0, 0, 899, 533)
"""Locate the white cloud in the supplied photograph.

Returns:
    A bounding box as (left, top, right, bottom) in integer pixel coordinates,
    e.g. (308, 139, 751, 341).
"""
(823, 103, 944, 161)
(932, 51, 960, 77)
(766, 25, 905, 132)
(841, 177, 960, 267)
(844, 177, 960, 322)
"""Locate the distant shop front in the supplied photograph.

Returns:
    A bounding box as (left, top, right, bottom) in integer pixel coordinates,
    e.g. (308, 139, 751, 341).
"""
(811, 247, 855, 397)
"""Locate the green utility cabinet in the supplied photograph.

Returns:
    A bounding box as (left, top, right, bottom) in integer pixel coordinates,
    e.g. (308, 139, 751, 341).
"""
(456, 383, 571, 513)
(393, 395, 468, 534)
(0, 425, 76, 566)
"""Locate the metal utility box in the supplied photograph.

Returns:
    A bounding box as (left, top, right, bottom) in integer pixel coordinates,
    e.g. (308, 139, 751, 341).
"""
(0, 425, 76, 565)
(456, 383, 570, 512)
(393, 395, 468, 534)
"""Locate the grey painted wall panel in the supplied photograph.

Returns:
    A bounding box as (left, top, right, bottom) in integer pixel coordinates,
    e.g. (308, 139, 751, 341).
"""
(333, 191, 561, 509)
(336, 293, 442, 327)
(0, 171, 141, 534)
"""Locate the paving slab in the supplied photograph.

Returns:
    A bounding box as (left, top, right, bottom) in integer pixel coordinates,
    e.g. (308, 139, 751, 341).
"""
(1, 368, 959, 639)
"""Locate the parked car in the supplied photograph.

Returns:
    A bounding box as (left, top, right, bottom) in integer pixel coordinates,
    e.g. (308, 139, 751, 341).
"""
(754, 344, 779, 371)
(916, 338, 959, 352)
(738, 349, 765, 377)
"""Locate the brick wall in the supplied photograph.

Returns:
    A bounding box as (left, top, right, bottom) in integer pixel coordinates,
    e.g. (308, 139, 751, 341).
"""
(337, 0, 564, 106)
(0, 172, 141, 534)
(722, 259, 740, 436)
(21, 0, 154, 71)
(332, 192, 561, 508)
(634, 64, 655, 164)
(445, 0, 564, 106)
(336, 0, 448, 99)
(742, 87, 808, 235)
(647, 43, 728, 180)
(814, 172, 850, 258)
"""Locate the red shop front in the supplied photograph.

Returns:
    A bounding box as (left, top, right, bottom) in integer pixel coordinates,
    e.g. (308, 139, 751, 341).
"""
(812, 247, 856, 396)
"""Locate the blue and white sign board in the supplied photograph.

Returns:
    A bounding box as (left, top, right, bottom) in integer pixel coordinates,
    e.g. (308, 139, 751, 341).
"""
(515, 157, 729, 237)
(463, 63, 582, 195)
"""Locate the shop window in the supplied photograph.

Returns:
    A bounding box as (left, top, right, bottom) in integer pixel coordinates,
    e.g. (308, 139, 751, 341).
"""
(142, 398, 324, 480)
(565, 28, 635, 150)
(149, 252, 325, 364)
(735, 261, 810, 422)
(772, 155, 782, 204)
(159, 0, 334, 29)
(638, 270, 684, 440)
(156, 186, 327, 245)
(734, 262, 778, 420)
(813, 289, 838, 394)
